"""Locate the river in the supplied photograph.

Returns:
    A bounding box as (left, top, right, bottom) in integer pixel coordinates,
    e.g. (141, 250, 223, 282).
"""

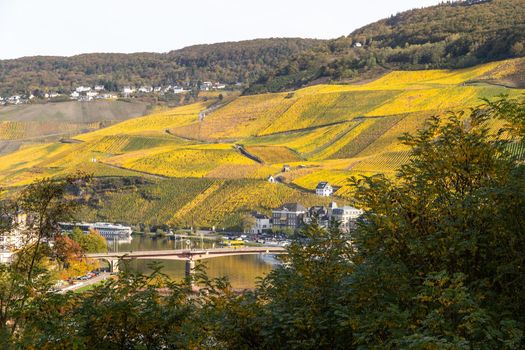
(108, 236, 279, 289)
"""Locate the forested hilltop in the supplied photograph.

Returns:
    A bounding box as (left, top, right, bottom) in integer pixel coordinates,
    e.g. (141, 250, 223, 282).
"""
(248, 0, 525, 93)
(1, 0, 524, 96)
(0, 38, 323, 95)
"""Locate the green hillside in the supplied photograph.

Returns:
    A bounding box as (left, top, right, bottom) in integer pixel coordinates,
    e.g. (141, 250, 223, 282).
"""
(247, 0, 525, 93)
(0, 58, 523, 229)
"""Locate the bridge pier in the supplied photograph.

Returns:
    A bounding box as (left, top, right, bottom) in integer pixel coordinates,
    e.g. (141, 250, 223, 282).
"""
(109, 259, 119, 273)
(185, 260, 195, 278)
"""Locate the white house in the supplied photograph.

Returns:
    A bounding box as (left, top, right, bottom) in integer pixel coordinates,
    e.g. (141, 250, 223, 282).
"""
(86, 91, 98, 98)
(70, 91, 80, 99)
(200, 82, 213, 91)
(153, 86, 162, 93)
(330, 206, 363, 232)
(8, 95, 21, 104)
(122, 86, 135, 95)
(250, 213, 272, 234)
(214, 83, 226, 89)
(138, 86, 153, 93)
(94, 85, 105, 91)
(172, 86, 185, 94)
(100, 93, 118, 100)
(353, 42, 363, 48)
(316, 182, 333, 197)
(267, 175, 276, 183)
(75, 86, 91, 93)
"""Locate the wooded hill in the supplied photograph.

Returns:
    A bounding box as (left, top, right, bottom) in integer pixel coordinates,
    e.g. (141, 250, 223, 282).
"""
(248, 0, 525, 93)
(1, 1, 524, 96)
(0, 39, 323, 96)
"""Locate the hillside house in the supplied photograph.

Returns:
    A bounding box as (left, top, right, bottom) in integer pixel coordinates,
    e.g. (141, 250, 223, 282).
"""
(272, 203, 306, 231)
(75, 86, 91, 93)
(316, 182, 333, 197)
(200, 82, 213, 91)
(86, 91, 98, 98)
(94, 85, 105, 91)
(100, 93, 118, 99)
(122, 86, 135, 95)
(331, 206, 363, 232)
(138, 86, 153, 93)
(70, 91, 80, 99)
(282, 165, 291, 172)
(172, 86, 184, 94)
(267, 175, 275, 183)
(250, 212, 272, 234)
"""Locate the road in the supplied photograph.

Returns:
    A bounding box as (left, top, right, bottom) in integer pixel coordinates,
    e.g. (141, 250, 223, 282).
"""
(59, 272, 113, 293)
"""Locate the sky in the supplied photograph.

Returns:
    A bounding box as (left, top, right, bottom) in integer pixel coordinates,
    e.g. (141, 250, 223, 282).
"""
(0, 0, 443, 59)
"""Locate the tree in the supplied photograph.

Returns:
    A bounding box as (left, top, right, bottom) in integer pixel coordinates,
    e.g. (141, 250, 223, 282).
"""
(241, 213, 256, 233)
(74, 229, 107, 253)
(0, 173, 91, 343)
(346, 101, 525, 348)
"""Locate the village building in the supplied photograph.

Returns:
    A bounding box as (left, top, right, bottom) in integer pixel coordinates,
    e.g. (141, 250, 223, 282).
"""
(331, 206, 363, 232)
(75, 86, 91, 93)
(0, 213, 28, 264)
(86, 91, 98, 98)
(305, 206, 331, 228)
(267, 175, 276, 183)
(138, 86, 153, 93)
(316, 182, 333, 197)
(122, 86, 135, 95)
(250, 212, 272, 234)
(200, 81, 213, 91)
(271, 203, 307, 231)
(282, 164, 291, 172)
(94, 85, 105, 91)
(100, 93, 118, 99)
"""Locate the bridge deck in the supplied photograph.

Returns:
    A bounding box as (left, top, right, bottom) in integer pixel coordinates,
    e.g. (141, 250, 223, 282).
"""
(87, 246, 287, 261)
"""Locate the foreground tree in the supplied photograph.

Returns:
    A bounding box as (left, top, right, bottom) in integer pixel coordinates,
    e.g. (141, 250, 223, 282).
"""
(0, 174, 90, 345)
(347, 100, 525, 348)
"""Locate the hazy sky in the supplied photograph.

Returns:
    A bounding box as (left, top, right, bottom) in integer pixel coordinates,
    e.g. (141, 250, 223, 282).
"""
(0, 0, 443, 59)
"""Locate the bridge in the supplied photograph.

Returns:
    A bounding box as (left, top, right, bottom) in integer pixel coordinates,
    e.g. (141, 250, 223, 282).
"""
(87, 246, 287, 276)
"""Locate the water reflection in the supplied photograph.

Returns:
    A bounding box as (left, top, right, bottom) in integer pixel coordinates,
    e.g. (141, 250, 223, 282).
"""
(108, 236, 278, 289)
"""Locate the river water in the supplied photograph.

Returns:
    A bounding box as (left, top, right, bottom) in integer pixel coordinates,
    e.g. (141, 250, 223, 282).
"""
(109, 236, 278, 289)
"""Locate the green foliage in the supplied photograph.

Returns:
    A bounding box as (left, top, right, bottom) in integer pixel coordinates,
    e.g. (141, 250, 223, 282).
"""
(0, 173, 91, 344)
(71, 229, 108, 254)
